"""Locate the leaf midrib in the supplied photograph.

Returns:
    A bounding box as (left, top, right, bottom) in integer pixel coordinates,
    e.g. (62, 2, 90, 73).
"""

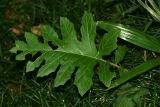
(20, 48, 106, 63)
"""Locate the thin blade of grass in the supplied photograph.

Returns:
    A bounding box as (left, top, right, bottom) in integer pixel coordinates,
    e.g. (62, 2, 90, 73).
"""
(109, 58, 160, 90)
(97, 21, 160, 53)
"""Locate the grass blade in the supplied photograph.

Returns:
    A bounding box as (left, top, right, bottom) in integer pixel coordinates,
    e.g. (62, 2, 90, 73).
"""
(97, 21, 160, 53)
(109, 58, 160, 89)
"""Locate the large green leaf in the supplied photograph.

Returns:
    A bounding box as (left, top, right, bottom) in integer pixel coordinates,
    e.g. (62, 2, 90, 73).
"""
(10, 12, 119, 96)
(97, 21, 160, 53)
(10, 12, 160, 96)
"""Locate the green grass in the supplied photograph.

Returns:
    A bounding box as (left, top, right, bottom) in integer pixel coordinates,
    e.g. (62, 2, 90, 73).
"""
(0, 0, 160, 107)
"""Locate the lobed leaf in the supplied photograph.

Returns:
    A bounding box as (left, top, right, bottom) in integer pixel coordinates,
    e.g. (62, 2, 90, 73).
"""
(10, 12, 118, 96)
(10, 12, 160, 96)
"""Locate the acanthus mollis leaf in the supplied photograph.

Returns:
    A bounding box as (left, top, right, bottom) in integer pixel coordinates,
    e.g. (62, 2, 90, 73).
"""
(11, 11, 160, 96)
(10, 12, 120, 96)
